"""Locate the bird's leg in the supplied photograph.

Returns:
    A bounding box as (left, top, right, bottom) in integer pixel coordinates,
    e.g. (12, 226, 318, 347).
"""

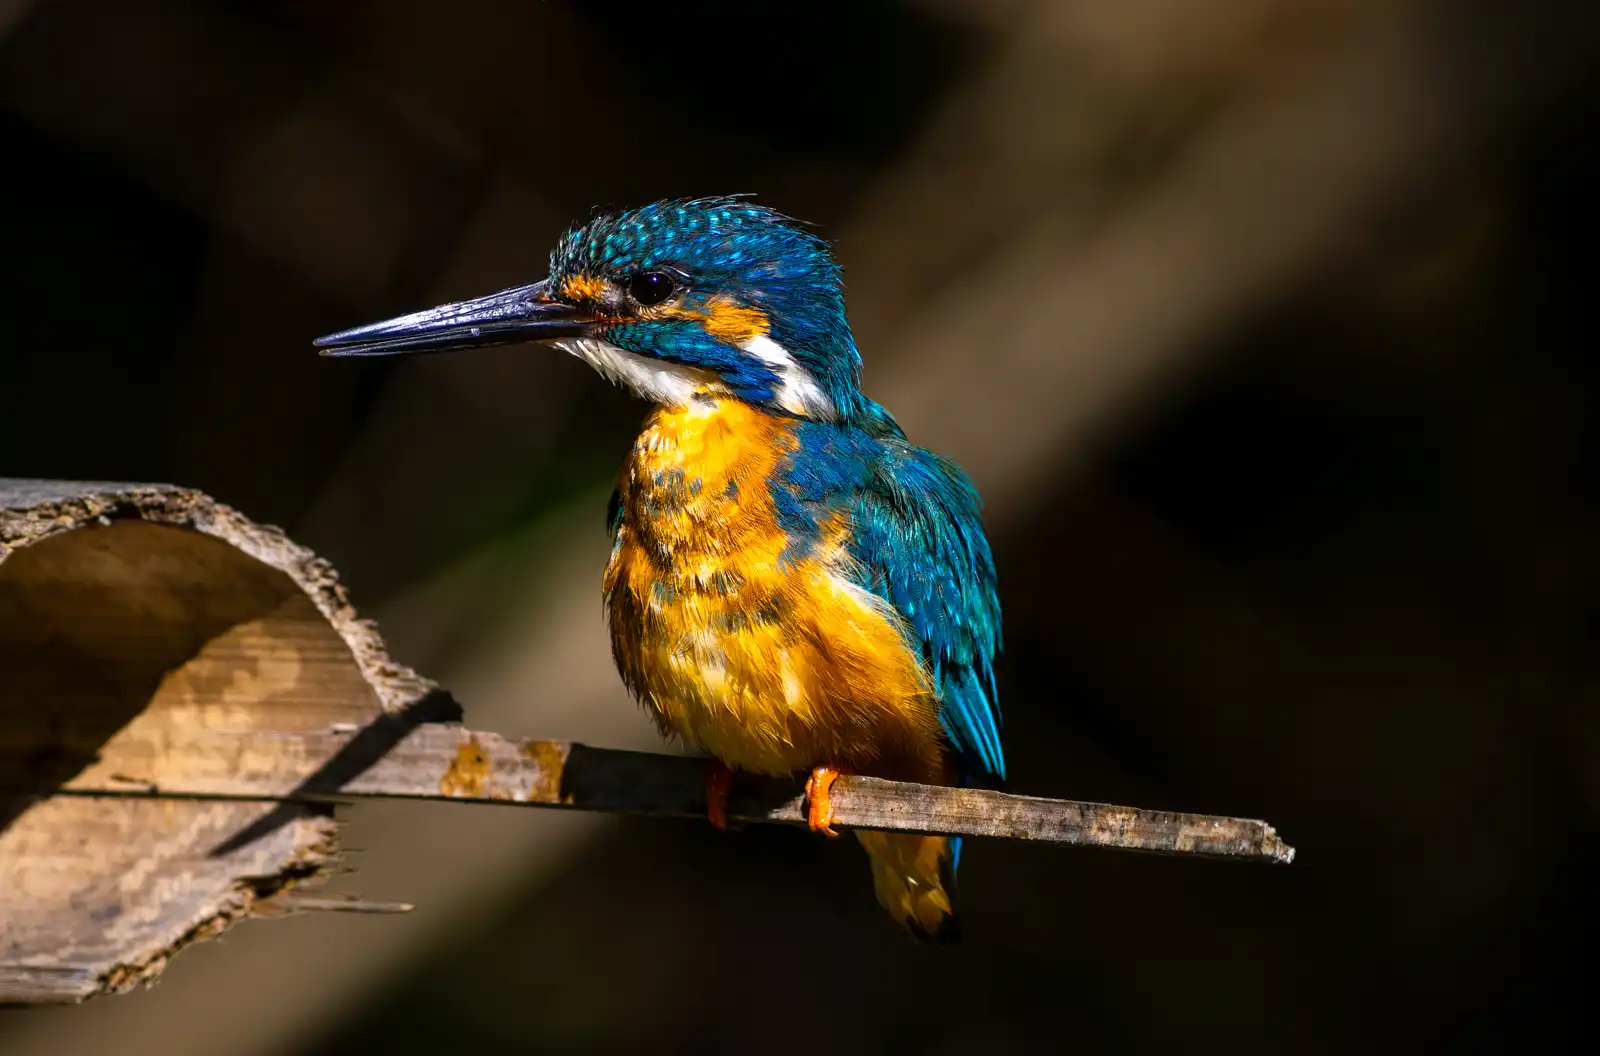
(804, 765, 850, 838)
(705, 760, 734, 831)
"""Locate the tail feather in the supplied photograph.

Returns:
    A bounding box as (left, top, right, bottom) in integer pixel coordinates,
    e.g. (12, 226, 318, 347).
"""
(855, 830, 961, 942)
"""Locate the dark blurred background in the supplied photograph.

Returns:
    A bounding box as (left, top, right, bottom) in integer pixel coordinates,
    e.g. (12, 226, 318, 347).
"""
(2, 0, 1597, 1052)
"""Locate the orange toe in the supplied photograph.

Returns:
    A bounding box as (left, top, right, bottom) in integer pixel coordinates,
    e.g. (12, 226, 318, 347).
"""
(705, 761, 733, 831)
(804, 765, 847, 838)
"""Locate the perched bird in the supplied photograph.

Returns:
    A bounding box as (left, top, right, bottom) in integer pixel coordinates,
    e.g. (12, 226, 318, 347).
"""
(316, 197, 1004, 939)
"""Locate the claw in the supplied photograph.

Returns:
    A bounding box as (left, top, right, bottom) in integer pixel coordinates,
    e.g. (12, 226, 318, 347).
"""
(804, 765, 845, 837)
(705, 761, 733, 831)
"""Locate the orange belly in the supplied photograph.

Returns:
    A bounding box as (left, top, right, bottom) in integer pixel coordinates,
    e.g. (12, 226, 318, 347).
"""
(604, 398, 947, 781)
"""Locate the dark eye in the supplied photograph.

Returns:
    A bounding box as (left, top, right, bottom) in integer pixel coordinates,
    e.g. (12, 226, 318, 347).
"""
(628, 270, 676, 307)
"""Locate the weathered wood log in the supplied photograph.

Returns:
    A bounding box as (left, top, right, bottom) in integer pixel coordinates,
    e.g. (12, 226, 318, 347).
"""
(0, 479, 1293, 1008)
(0, 480, 443, 1005)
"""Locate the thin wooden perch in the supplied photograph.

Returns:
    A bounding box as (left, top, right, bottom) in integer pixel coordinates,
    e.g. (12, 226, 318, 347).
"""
(0, 480, 1292, 1008)
(41, 725, 1293, 865)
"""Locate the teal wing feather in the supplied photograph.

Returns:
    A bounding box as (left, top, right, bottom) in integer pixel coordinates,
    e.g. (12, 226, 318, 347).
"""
(850, 443, 1006, 784)
(776, 409, 1005, 786)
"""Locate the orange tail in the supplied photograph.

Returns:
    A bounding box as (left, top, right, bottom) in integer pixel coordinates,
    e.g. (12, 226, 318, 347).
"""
(854, 830, 961, 942)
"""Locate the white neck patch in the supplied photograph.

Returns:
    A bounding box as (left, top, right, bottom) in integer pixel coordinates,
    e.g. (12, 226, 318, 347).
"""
(741, 334, 837, 419)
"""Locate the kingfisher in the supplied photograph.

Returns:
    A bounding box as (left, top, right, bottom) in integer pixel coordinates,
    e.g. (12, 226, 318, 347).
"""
(315, 197, 1004, 939)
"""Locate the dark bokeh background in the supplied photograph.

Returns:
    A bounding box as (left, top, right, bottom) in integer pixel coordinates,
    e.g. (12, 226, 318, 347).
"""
(2, 1, 1597, 1052)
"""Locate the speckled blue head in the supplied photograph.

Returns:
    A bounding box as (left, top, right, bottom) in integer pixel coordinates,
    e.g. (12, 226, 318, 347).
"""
(545, 196, 864, 420)
(314, 196, 874, 423)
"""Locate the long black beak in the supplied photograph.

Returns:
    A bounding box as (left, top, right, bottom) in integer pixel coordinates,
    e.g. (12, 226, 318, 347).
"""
(314, 280, 593, 357)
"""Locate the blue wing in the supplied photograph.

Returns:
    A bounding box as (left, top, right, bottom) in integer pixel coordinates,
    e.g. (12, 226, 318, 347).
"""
(778, 413, 1005, 786)
(848, 442, 1006, 785)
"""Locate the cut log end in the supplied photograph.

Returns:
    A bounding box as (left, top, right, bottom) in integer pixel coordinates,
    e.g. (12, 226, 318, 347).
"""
(0, 480, 441, 1005)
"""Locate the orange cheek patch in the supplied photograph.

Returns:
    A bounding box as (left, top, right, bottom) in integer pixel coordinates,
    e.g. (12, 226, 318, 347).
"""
(699, 298, 770, 344)
(562, 274, 609, 302)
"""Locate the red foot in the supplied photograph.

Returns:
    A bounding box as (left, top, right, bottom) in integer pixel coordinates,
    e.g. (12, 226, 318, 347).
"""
(705, 761, 733, 831)
(804, 765, 848, 838)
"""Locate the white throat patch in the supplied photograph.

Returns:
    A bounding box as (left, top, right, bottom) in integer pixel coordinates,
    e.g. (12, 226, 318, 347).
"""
(741, 334, 836, 419)
(555, 333, 835, 420)
(554, 337, 713, 408)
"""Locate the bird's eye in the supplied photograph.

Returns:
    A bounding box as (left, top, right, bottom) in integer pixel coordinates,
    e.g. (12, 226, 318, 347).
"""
(628, 270, 676, 307)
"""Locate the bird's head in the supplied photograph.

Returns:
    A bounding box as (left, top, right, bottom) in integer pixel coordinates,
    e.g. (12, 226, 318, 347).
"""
(316, 197, 862, 421)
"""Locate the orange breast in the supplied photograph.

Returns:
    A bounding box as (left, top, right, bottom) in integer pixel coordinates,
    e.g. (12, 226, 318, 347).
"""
(604, 398, 947, 781)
